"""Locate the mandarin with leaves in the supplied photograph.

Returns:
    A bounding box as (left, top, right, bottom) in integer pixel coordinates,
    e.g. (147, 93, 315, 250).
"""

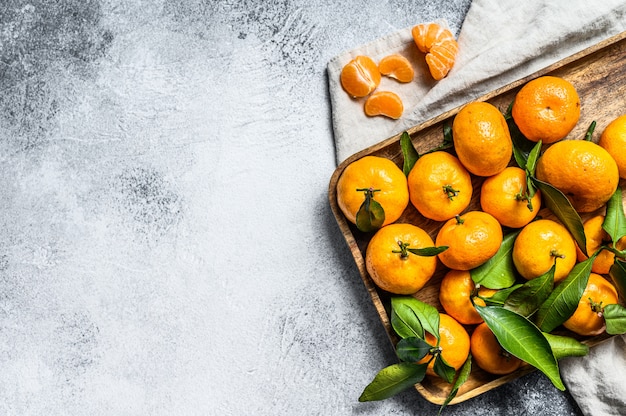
(336, 156, 409, 231)
(471, 322, 523, 375)
(563, 273, 619, 336)
(417, 313, 470, 377)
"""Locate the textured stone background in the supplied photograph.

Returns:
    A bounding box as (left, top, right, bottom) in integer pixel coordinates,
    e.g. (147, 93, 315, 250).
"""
(0, 1, 584, 414)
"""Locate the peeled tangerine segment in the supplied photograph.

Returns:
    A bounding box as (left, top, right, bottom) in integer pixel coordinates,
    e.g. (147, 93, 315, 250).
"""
(378, 54, 415, 83)
(340, 55, 381, 98)
(411, 22, 459, 80)
(364, 91, 403, 119)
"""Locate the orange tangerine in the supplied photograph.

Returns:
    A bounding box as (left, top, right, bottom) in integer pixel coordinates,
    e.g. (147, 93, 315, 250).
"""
(480, 166, 542, 229)
(364, 91, 404, 120)
(599, 114, 626, 179)
(378, 54, 414, 83)
(417, 313, 470, 377)
(435, 211, 503, 271)
(576, 215, 626, 275)
(439, 269, 498, 325)
(411, 22, 458, 80)
(340, 55, 381, 98)
(407, 151, 473, 221)
(336, 156, 409, 228)
(471, 322, 523, 375)
(511, 76, 580, 144)
(365, 223, 438, 294)
(563, 273, 619, 336)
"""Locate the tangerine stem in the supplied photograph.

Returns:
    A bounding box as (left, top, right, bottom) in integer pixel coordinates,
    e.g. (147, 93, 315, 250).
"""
(550, 249, 565, 259)
(455, 215, 464, 225)
(392, 240, 410, 259)
(442, 184, 460, 200)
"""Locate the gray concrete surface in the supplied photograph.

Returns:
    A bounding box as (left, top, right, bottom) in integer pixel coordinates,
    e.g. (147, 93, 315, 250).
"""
(0, 1, 584, 414)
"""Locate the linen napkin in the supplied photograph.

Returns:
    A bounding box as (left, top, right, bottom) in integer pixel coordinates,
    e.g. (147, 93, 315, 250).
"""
(328, 0, 626, 414)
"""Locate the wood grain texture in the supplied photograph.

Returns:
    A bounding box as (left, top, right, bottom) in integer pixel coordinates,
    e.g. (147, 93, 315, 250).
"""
(328, 30, 626, 405)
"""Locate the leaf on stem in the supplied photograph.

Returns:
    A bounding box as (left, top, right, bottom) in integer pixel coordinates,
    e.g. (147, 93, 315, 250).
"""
(438, 355, 472, 415)
(532, 177, 587, 256)
(400, 131, 420, 176)
(603, 187, 626, 245)
(604, 303, 626, 335)
(504, 263, 555, 318)
(475, 305, 565, 391)
(542, 332, 589, 359)
(396, 337, 432, 362)
(535, 255, 595, 333)
(355, 189, 385, 232)
(434, 354, 456, 384)
(359, 362, 427, 402)
(471, 231, 519, 289)
(609, 259, 626, 301)
(391, 297, 440, 341)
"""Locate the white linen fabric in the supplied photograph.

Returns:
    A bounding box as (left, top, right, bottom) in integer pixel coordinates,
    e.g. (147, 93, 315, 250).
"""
(328, 1, 626, 414)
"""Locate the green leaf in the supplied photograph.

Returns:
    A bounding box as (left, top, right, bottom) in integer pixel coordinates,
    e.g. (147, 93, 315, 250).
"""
(603, 187, 626, 245)
(396, 337, 432, 362)
(475, 305, 565, 391)
(535, 255, 595, 333)
(359, 362, 427, 402)
(400, 131, 420, 176)
(438, 355, 472, 415)
(584, 120, 596, 141)
(504, 263, 555, 317)
(471, 231, 519, 289)
(542, 332, 589, 360)
(604, 303, 626, 335)
(391, 303, 424, 340)
(355, 189, 385, 232)
(525, 141, 542, 177)
(433, 354, 456, 384)
(532, 177, 587, 256)
(485, 284, 523, 305)
(391, 297, 440, 340)
(406, 246, 448, 256)
(508, 113, 536, 169)
(609, 259, 626, 300)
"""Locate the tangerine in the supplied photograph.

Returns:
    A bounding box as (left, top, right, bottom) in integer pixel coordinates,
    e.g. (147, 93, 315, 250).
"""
(417, 313, 470, 377)
(365, 223, 438, 294)
(407, 151, 473, 221)
(435, 211, 503, 271)
(452, 101, 513, 177)
(480, 166, 542, 229)
(563, 273, 619, 336)
(364, 91, 404, 120)
(439, 269, 497, 325)
(340, 55, 381, 98)
(576, 215, 626, 275)
(336, 156, 409, 228)
(411, 22, 458, 80)
(535, 139, 619, 213)
(471, 322, 523, 375)
(512, 219, 577, 282)
(378, 54, 414, 83)
(511, 76, 580, 144)
(599, 114, 626, 179)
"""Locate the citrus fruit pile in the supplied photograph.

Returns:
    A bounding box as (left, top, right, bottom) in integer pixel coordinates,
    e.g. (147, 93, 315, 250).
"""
(337, 75, 626, 406)
(339, 22, 459, 119)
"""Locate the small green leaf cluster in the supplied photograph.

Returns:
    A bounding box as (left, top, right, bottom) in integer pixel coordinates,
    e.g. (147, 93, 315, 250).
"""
(359, 297, 470, 415)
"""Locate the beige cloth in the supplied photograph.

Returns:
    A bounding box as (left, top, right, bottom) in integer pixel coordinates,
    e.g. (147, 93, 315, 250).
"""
(328, 0, 626, 414)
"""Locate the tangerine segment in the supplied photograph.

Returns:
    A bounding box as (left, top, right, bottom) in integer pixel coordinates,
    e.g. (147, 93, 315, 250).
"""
(599, 114, 626, 179)
(378, 54, 414, 83)
(365, 223, 438, 295)
(407, 151, 472, 221)
(411, 22, 458, 80)
(511, 76, 580, 144)
(340, 55, 382, 98)
(471, 322, 523, 375)
(336, 156, 409, 227)
(364, 91, 404, 119)
(563, 273, 618, 336)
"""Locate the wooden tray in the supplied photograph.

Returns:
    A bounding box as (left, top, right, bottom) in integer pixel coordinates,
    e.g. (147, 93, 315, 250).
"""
(328, 31, 626, 405)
